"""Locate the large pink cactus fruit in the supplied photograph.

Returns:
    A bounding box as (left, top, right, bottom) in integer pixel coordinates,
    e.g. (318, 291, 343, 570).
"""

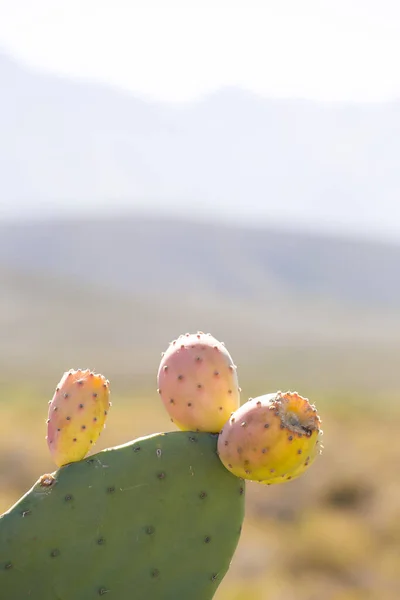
(157, 332, 241, 433)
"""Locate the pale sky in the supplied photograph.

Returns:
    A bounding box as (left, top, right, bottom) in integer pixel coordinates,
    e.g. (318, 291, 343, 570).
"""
(1, 0, 400, 103)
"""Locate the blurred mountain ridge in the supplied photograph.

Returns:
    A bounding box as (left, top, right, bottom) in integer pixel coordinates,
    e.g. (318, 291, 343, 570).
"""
(0, 215, 398, 307)
(1, 50, 400, 240)
(1, 215, 400, 388)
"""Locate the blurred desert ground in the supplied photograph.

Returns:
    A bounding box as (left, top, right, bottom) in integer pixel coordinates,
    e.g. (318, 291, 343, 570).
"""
(1, 216, 400, 600)
(1, 46, 400, 600)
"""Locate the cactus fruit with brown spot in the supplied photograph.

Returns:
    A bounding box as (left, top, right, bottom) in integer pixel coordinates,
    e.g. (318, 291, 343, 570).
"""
(157, 332, 240, 433)
(217, 391, 322, 484)
(46, 369, 111, 467)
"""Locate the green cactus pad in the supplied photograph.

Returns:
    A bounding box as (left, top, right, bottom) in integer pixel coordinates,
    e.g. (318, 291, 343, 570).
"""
(0, 431, 245, 600)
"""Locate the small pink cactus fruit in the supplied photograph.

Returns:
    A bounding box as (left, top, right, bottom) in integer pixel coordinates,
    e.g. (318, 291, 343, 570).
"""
(217, 391, 322, 484)
(46, 369, 111, 467)
(157, 332, 241, 433)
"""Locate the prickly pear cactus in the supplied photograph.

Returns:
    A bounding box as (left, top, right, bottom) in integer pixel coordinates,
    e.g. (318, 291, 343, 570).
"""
(0, 431, 245, 600)
(47, 369, 111, 467)
(1, 334, 324, 600)
(157, 332, 240, 433)
(217, 391, 322, 484)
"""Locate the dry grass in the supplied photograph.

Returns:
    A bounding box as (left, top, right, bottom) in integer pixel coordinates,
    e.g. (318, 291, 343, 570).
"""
(1, 376, 399, 600)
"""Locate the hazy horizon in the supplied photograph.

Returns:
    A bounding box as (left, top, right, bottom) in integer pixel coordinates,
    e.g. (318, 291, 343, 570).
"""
(2, 0, 400, 103)
(2, 48, 400, 243)
(2, 1, 400, 242)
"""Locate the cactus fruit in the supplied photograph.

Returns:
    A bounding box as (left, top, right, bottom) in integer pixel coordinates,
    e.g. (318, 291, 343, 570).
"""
(0, 431, 245, 600)
(46, 369, 111, 467)
(157, 332, 240, 433)
(217, 391, 322, 484)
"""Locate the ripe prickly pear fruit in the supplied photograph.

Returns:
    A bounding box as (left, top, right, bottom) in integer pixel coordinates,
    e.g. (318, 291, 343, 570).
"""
(157, 332, 241, 433)
(46, 369, 111, 467)
(217, 391, 322, 484)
